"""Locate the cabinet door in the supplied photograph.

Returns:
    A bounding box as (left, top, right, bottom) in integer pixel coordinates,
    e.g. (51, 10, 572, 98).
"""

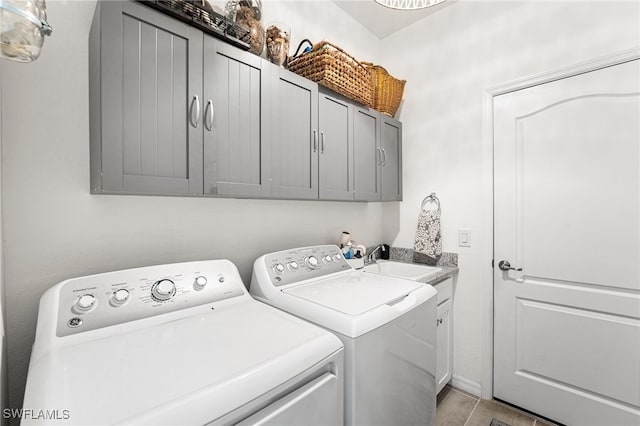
(380, 116, 403, 201)
(353, 106, 381, 201)
(436, 298, 453, 394)
(319, 91, 353, 200)
(95, 1, 203, 195)
(271, 69, 319, 199)
(203, 39, 271, 197)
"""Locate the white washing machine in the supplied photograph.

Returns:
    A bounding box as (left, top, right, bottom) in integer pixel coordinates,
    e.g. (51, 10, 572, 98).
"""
(250, 245, 438, 426)
(22, 259, 344, 425)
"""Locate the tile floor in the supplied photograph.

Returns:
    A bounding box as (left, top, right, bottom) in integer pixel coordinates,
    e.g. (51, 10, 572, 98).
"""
(436, 386, 558, 426)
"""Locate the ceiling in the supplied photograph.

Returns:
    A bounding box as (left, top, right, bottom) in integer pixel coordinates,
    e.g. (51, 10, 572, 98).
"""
(332, 0, 452, 39)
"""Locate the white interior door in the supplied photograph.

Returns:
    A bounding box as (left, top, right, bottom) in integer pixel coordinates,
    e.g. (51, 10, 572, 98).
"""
(493, 58, 640, 426)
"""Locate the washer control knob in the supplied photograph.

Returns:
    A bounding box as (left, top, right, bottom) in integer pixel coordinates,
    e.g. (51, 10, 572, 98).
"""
(273, 263, 285, 274)
(287, 261, 299, 271)
(74, 294, 96, 312)
(151, 279, 176, 302)
(193, 276, 208, 291)
(323, 255, 332, 263)
(305, 256, 318, 269)
(333, 253, 342, 261)
(111, 289, 130, 306)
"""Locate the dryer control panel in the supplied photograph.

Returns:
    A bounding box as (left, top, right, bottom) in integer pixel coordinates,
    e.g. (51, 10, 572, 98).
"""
(261, 245, 352, 287)
(53, 260, 245, 337)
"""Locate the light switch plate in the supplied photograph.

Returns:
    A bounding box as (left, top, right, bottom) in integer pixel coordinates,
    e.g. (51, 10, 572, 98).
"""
(458, 229, 471, 247)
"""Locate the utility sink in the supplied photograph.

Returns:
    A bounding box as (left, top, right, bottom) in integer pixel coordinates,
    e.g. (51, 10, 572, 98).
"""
(362, 260, 442, 282)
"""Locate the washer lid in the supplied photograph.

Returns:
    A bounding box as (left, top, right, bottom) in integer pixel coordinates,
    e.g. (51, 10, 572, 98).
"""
(22, 299, 342, 425)
(283, 271, 423, 315)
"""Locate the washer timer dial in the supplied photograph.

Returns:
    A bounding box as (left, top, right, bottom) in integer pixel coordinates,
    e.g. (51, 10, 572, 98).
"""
(151, 279, 176, 302)
(305, 256, 318, 270)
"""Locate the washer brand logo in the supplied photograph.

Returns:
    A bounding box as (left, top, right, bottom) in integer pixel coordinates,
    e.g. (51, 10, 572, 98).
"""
(67, 317, 82, 328)
(2, 409, 71, 420)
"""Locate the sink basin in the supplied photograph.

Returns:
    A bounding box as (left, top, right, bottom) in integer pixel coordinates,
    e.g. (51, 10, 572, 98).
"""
(362, 260, 442, 282)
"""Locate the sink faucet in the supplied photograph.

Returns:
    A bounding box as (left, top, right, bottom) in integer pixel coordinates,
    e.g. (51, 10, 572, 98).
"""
(366, 244, 386, 264)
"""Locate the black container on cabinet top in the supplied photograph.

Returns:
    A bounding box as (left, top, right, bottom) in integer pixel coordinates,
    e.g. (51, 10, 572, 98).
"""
(138, 0, 251, 50)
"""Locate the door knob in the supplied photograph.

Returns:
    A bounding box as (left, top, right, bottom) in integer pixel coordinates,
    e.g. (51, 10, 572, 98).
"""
(498, 260, 522, 272)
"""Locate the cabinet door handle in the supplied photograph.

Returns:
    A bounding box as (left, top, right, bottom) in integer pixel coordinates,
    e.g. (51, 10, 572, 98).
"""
(320, 131, 325, 154)
(190, 95, 200, 128)
(381, 148, 386, 166)
(313, 129, 317, 152)
(376, 147, 382, 165)
(204, 100, 214, 131)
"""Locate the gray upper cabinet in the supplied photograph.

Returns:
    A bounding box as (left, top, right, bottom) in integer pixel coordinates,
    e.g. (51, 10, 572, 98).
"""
(90, 1, 203, 195)
(270, 80, 356, 201)
(271, 68, 319, 199)
(353, 106, 381, 201)
(318, 91, 354, 201)
(90, 1, 401, 202)
(380, 116, 403, 201)
(203, 38, 271, 197)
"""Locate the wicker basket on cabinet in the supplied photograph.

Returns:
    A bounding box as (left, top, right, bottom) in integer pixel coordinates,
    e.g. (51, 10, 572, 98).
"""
(287, 40, 373, 108)
(363, 62, 406, 118)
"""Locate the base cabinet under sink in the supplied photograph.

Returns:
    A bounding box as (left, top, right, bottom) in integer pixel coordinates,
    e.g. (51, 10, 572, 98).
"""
(433, 277, 454, 394)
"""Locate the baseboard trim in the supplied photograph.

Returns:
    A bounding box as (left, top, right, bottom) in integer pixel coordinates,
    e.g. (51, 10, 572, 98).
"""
(451, 374, 482, 398)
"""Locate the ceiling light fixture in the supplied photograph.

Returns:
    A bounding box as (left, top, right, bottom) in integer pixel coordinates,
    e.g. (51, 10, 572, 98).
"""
(373, 0, 446, 10)
(0, 0, 53, 63)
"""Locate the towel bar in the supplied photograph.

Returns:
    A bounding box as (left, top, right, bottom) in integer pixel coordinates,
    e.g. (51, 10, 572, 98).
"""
(421, 192, 441, 212)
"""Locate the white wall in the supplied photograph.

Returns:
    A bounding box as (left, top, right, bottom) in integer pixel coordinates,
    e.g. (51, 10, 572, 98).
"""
(380, 0, 640, 389)
(263, 0, 382, 64)
(0, 0, 382, 409)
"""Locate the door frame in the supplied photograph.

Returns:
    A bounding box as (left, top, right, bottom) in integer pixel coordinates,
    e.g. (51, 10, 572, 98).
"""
(479, 47, 640, 400)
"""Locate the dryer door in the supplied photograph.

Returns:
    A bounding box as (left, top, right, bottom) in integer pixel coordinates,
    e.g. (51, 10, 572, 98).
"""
(235, 372, 341, 426)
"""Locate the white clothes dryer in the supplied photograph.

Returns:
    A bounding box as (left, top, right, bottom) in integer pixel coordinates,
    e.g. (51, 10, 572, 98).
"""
(22, 259, 344, 425)
(250, 245, 438, 426)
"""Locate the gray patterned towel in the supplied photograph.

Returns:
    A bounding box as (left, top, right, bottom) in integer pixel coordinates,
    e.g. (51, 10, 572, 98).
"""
(414, 209, 442, 259)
